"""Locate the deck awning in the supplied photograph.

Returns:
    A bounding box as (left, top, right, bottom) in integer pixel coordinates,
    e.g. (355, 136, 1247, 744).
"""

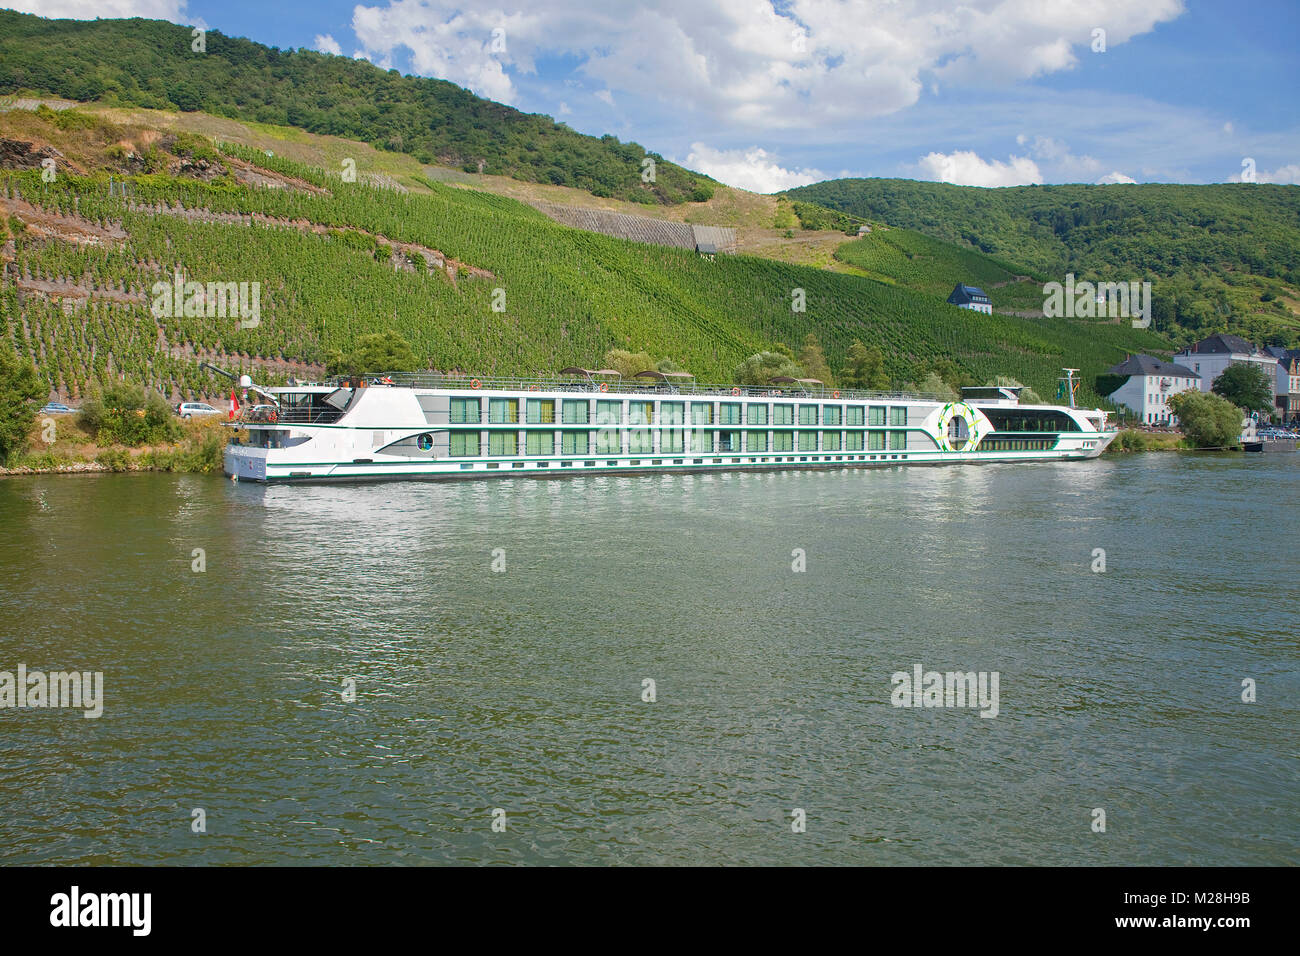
(633, 369, 695, 380)
(769, 376, 824, 386)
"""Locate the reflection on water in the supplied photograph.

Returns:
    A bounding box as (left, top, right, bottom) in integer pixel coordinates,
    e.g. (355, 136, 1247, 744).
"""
(0, 456, 1296, 865)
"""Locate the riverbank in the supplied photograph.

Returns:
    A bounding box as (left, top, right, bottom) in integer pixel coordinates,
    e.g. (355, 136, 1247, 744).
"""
(0, 415, 225, 476)
(1105, 429, 1190, 453)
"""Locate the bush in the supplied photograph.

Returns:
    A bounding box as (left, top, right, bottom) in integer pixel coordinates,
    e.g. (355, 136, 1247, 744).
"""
(0, 348, 45, 466)
(78, 382, 180, 446)
(95, 447, 131, 472)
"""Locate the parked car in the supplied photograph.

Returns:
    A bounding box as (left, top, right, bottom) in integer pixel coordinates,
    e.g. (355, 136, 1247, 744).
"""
(38, 402, 76, 415)
(176, 402, 221, 420)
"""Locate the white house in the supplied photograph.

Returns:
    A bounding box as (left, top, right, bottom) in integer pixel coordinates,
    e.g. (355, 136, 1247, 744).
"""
(1172, 333, 1279, 398)
(1102, 354, 1200, 425)
(947, 283, 993, 314)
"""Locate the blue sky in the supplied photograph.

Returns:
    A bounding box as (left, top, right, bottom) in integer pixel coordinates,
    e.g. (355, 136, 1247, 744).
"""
(8, 0, 1299, 190)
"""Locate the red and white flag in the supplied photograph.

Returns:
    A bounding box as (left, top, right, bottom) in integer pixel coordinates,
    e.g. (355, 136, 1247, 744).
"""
(229, 389, 240, 420)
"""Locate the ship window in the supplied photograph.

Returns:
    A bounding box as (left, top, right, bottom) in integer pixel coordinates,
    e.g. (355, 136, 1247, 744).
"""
(628, 431, 653, 454)
(846, 405, 865, 426)
(489, 431, 517, 456)
(660, 402, 685, 425)
(947, 415, 970, 450)
(629, 402, 654, 426)
(823, 406, 842, 426)
(691, 430, 713, 453)
(595, 429, 621, 454)
(889, 431, 907, 450)
(868, 432, 885, 451)
(416, 433, 433, 451)
(747, 404, 768, 426)
(450, 431, 480, 456)
(596, 400, 622, 425)
(526, 399, 556, 424)
(526, 431, 553, 455)
(562, 400, 589, 424)
(798, 431, 817, 452)
(719, 403, 741, 425)
(489, 398, 518, 423)
(719, 431, 740, 452)
(746, 431, 766, 452)
(561, 431, 589, 455)
(798, 405, 818, 425)
(869, 406, 886, 426)
(773, 404, 794, 425)
(691, 403, 713, 425)
(450, 397, 480, 424)
(889, 407, 908, 426)
(823, 431, 842, 451)
(847, 432, 864, 451)
(773, 431, 794, 452)
(662, 430, 685, 453)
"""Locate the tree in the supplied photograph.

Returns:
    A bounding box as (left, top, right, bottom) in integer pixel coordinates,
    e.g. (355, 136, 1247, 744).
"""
(987, 375, 1043, 404)
(797, 333, 833, 387)
(1169, 390, 1245, 448)
(905, 371, 957, 400)
(733, 351, 803, 387)
(0, 348, 45, 464)
(326, 331, 420, 376)
(602, 348, 655, 379)
(1211, 362, 1274, 415)
(840, 340, 889, 390)
(77, 381, 178, 446)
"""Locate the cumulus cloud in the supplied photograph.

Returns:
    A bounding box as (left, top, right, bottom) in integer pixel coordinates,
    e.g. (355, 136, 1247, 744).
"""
(916, 150, 1042, 187)
(314, 34, 344, 56)
(686, 143, 827, 193)
(345, 0, 1185, 129)
(1096, 171, 1137, 184)
(1257, 164, 1300, 185)
(5, 0, 190, 19)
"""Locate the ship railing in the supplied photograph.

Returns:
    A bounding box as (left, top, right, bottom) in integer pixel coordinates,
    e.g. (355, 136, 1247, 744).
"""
(341, 372, 953, 403)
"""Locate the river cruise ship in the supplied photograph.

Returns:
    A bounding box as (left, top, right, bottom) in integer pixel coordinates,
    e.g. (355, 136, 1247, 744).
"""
(222, 369, 1115, 483)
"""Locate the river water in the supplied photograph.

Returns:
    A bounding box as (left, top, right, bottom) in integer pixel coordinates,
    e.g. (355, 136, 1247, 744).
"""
(0, 454, 1295, 865)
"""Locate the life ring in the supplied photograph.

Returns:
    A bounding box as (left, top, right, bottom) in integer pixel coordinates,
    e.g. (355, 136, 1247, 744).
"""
(598, 382, 609, 392)
(731, 387, 740, 396)
(471, 379, 482, 389)
(528, 385, 540, 392)
(832, 390, 840, 399)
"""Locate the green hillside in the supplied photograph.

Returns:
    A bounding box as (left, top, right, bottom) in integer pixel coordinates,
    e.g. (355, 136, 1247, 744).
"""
(1, 129, 1166, 407)
(834, 227, 1046, 312)
(0, 9, 710, 204)
(787, 177, 1300, 348)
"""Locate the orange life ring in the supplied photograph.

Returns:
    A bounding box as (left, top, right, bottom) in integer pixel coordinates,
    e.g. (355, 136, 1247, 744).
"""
(832, 390, 840, 399)
(528, 385, 540, 391)
(471, 379, 482, 389)
(598, 382, 609, 392)
(731, 387, 740, 396)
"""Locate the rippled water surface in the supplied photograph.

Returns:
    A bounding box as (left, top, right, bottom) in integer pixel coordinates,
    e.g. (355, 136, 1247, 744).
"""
(1, 454, 1296, 865)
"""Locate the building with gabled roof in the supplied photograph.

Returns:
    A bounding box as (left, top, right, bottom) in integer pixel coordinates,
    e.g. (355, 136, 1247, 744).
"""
(1101, 354, 1200, 425)
(947, 283, 992, 314)
(1173, 334, 1279, 409)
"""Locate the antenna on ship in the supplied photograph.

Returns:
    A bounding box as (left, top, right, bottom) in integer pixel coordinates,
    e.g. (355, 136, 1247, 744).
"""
(1058, 368, 1080, 409)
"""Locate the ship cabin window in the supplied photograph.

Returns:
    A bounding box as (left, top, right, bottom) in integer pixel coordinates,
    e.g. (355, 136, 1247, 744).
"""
(823, 431, 842, 451)
(868, 432, 886, 450)
(417, 433, 434, 451)
(947, 415, 970, 450)
(629, 401, 654, 426)
(889, 407, 908, 426)
(526, 431, 554, 455)
(526, 399, 556, 424)
(662, 430, 685, 453)
(661, 402, 685, 426)
(596, 400, 622, 425)
(798, 405, 818, 426)
(691, 430, 713, 453)
(629, 431, 653, 454)
(869, 406, 886, 426)
(719, 403, 742, 425)
(489, 432, 517, 456)
(773, 431, 794, 452)
(979, 409, 1081, 433)
(562, 400, 589, 424)
(799, 432, 817, 452)
(719, 431, 740, 452)
(691, 403, 713, 425)
(489, 398, 519, 424)
(747, 404, 768, 426)
(746, 431, 766, 452)
(450, 397, 481, 424)
(889, 431, 907, 450)
(773, 404, 794, 425)
(450, 431, 480, 456)
(847, 432, 864, 451)
(846, 405, 865, 426)
(561, 431, 589, 455)
(823, 406, 842, 426)
(595, 430, 621, 454)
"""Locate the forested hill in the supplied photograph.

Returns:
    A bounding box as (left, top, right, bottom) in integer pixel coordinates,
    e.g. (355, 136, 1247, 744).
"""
(786, 178, 1300, 349)
(0, 10, 712, 204)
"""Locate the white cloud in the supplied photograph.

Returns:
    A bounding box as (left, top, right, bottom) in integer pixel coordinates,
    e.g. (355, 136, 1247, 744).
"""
(345, 0, 1185, 129)
(916, 149, 1042, 187)
(1257, 164, 1300, 185)
(594, 90, 614, 107)
(3, 0, 189, 17)
(314, 34, 344, 56)
(1096, 171, 1138, 184)
(685, 143, 827, 193)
